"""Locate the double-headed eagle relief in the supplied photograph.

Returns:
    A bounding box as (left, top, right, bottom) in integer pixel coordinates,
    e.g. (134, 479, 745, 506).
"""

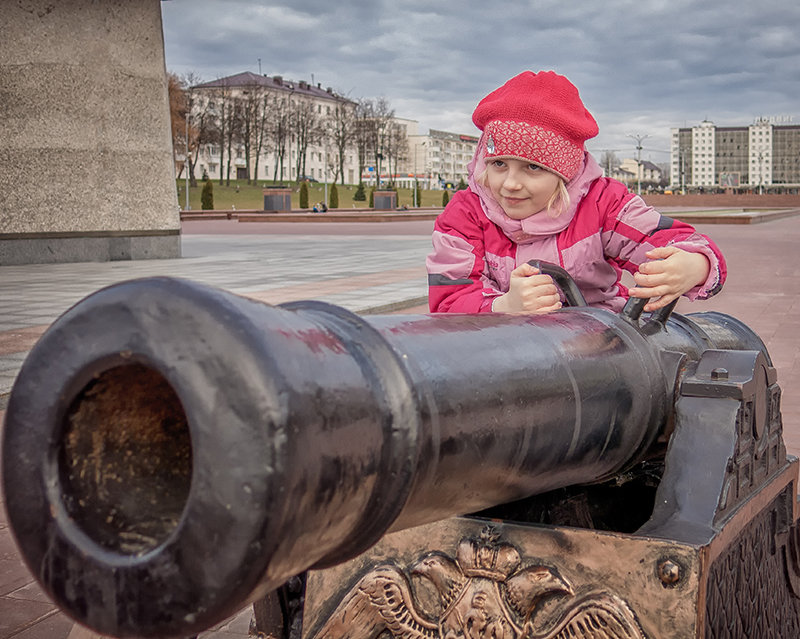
(310, 527, 646, 639)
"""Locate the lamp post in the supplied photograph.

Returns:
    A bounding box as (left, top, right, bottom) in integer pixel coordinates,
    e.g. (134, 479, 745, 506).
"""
(184, 107, 190, 211)
(413, 142, 425, 207)
(628, 134, 649, 195)
(324, 139, 329, 206)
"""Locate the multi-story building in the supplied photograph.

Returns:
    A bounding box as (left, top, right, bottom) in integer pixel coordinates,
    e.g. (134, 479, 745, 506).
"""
(670, 118, 800, 191)
(187, 71, 481, 190)
(362, 127, 478, 189)
(190, 71, 361, 184)
(427, 129, 479, 188)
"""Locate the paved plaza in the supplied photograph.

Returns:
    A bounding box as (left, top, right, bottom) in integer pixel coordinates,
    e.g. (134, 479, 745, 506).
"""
(2, 213, 800, 638)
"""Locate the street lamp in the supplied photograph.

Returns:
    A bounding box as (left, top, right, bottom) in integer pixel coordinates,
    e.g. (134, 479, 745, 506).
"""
(184, 105, 190, 210)
(628, 134, 649, 195)
(323, 139, 329, 206)
(413, 141, 426, 207)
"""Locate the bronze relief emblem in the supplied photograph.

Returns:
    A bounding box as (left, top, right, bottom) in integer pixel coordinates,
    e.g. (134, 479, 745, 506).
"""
(310, 526, 646, 639)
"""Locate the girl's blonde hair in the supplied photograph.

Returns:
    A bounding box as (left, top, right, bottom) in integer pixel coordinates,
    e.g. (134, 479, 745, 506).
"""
(545, 178, 570, 217)
(476, 165, 571, 217)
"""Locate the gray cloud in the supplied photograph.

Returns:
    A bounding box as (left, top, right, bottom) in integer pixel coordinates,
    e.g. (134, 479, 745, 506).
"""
(162, 0, 800, 162)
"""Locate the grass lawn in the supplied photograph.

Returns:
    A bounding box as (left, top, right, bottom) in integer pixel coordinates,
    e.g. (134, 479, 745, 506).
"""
(176, 179, 453, 211)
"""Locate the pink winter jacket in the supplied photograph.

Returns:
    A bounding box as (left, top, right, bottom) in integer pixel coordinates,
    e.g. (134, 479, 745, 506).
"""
(427, 153, 726, 313)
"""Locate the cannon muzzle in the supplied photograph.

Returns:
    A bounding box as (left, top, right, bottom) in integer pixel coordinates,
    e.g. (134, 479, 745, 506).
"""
(1, 277, 768, 637)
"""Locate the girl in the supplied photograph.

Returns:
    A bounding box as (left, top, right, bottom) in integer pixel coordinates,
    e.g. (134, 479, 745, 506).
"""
(427, 71, 726, 314)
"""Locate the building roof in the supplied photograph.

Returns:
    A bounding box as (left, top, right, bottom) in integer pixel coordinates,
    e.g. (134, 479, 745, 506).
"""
(429, 128, 479, 142)
(192, 71, 348, 102)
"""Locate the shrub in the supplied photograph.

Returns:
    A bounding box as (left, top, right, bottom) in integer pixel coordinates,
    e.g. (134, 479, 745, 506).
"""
(201, 179, 214, 210)
(299, 181, 309, 209)
(369, 188, 375, 208)
(442, 190, 450, 206)
(457, 177, 468, 191)
(354, 182, 366, 201)
(329, 184, 339, 209)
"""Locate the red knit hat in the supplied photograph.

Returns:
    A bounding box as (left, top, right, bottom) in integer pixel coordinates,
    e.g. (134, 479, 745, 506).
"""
(472, 71, 598, 181)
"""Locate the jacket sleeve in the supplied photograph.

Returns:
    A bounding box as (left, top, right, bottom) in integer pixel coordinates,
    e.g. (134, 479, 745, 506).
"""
(426, 198, 502, 313)
(601, 190, 727, 300)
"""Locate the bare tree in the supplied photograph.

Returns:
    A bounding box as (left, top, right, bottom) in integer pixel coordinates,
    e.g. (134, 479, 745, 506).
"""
(291, 98, 320, 180)
(169, 72, 214, 187)
(371, 97, 395, 188)
(269, 92, 293, 183)
(181, 72, 207, 187)
(223, 94, 243, 186)
(352, 99, 374, 185)
(234, 81, 273, 184)
(384, 121, 409, 186)
(212, 82, 233, 186)
(325, 99, 356, 185)
(249, 89, 274, 183)
(599, 150, 620, 177)
(167, 72, 188, 178)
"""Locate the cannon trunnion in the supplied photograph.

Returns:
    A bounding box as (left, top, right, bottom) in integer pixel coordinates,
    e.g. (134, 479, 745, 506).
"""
(2, 276, 800, 638)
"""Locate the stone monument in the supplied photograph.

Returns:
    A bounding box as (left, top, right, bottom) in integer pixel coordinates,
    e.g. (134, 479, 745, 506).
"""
(0, 0, 181, 265)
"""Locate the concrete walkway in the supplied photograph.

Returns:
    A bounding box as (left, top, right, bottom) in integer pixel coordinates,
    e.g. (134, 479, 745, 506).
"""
(2, 212, 800, 638)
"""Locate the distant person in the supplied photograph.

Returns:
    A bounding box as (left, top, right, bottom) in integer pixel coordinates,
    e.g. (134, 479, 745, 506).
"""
(427, 71, 726, 313)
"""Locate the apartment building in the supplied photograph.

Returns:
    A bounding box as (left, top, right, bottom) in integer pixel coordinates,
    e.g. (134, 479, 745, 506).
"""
(670, 118, 800, 191)
(357, 126, 479, 189)
(190, 71, 361, 184)
(186, 71, 481, 190)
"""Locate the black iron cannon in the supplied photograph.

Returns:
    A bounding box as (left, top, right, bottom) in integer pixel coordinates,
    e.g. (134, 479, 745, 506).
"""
(2, 273, 799, 638)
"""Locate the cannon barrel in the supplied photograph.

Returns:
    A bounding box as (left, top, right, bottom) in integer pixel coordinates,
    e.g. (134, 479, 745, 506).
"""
(1, 277, 768, 638)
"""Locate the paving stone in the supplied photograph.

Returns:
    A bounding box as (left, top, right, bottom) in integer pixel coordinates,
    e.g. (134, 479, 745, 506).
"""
(2, 214, 800, 638)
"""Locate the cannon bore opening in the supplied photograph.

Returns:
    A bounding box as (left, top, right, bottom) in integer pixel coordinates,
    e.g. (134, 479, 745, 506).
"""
(59, 363, 192, 555)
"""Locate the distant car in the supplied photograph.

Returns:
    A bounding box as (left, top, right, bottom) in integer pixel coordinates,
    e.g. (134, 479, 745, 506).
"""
(299, 176, 318, 182)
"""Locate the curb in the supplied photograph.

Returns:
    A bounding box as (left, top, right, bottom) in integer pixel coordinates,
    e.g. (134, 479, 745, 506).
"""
(668, 208, 800, 225)
(358, 295, 429, 315)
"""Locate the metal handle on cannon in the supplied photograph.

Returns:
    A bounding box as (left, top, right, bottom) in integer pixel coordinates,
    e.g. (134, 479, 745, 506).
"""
(622, 296, 679, 325)
(528, 259, 679, 327)
(526, 260, 587, 307)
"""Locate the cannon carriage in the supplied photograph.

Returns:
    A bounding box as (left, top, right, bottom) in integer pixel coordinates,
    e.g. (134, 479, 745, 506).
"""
(2, 269, 799, 638)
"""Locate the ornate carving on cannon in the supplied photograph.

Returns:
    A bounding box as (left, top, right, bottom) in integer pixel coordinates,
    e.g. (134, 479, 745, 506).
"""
(306, 525, 647, 639)
(1, 274, 799, 638)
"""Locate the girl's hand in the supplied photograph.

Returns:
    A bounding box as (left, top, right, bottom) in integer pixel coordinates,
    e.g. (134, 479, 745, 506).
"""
(629, 246, 711, 311)
(493, 263, 562, 314)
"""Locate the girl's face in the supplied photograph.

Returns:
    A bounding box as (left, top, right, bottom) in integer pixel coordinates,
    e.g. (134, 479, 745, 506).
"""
(485, 158, 561, 220)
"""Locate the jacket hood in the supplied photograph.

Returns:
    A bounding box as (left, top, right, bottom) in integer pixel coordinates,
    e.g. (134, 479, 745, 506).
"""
(467, 130, 603, 244)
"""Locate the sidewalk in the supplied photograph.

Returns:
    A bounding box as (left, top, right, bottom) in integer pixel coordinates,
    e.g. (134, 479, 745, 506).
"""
(0, 222, 434, 410)
(2, 213, 800, 638)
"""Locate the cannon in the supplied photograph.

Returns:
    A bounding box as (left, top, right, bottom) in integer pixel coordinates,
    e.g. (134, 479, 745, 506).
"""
(2, 273, 800, 638)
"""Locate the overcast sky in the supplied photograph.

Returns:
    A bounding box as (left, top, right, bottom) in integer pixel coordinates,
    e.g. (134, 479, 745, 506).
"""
(161, 0, 799, 164)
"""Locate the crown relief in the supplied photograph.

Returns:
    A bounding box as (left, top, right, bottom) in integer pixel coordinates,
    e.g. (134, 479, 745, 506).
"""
(457, 527, 521, 580)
